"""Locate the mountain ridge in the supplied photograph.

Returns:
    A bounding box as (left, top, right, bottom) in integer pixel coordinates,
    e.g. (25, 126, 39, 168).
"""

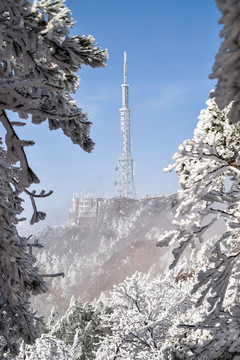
(32, 195, 176, 318)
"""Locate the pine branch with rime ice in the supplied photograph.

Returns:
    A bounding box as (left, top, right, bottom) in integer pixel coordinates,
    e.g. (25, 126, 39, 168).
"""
(0, 0, 108, 152)
(0, 0, 107, 356)
(157, 97, 240, 358)
(210, 0, 240, 124)
(0, 145, 48, 357)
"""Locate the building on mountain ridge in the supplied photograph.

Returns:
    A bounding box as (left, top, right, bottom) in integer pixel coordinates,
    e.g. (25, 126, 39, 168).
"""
(68, 193, 104, 225)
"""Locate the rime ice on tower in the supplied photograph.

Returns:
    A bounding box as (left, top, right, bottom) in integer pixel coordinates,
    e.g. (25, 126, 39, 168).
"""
(115, 51, 136, 199)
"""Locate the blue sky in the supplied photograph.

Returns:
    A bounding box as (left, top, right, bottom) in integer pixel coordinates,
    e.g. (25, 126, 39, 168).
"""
(17, 0, 222, 234)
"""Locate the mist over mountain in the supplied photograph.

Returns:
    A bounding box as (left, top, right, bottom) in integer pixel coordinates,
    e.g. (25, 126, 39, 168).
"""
(32, 195, 176, 318)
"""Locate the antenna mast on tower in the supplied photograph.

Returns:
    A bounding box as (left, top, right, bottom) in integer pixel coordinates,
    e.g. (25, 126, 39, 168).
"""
(115, 51, 136, 199)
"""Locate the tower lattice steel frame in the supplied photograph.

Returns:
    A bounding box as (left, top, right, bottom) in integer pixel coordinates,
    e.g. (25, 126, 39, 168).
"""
(115, 51, 136, 199)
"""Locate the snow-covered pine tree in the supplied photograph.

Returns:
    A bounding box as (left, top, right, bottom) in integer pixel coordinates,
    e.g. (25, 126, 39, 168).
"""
(210, 0, 240, 124)
(0, 0, 107, 356)
(49, 297, 110, 360)
(158, 98, 240, 358)
(18, 297, 110, 360)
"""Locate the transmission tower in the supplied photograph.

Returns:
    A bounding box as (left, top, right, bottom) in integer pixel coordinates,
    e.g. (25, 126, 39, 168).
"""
(115, 51, 136, 199)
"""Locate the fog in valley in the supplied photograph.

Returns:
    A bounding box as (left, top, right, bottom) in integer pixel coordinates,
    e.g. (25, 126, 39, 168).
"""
(31, 195, 176, 318)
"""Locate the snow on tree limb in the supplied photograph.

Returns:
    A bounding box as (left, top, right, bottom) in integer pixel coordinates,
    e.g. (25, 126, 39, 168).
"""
(159, 98, 240, 357)
(210, 0, 240, 124)
(0, 145, 48, 356)
(0, 0, 108, 152)
(0, 0, 107, 356)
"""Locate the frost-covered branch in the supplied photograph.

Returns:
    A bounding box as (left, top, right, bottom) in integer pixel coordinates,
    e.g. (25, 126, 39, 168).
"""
(0, 0, 107, 152)
(210, 0, 240, 124)
(40, 272, 65, 278)
(159, 98, 240, 357)
(0, 110, 39, 189)
(0, 0, 107, 356)
(28, 238, 44, 256)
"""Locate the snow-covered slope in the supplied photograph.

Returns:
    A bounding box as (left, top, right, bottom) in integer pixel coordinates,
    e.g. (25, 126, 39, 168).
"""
(32, 196, 175, 318)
